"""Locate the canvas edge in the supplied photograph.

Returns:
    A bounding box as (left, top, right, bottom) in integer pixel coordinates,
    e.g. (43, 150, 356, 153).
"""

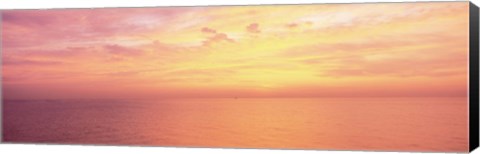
(469, 1, 480, 153)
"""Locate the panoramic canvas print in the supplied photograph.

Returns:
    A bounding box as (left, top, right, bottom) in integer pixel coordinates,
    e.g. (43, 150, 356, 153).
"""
(1, 2, 472, 152)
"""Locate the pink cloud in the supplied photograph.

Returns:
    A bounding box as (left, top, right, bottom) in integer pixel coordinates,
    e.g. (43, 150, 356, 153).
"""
(246, 23, 261, 33)
(3, 57, 63, 66)
(103, 44, 143, 56)
(201, 27, 217, 33)
(1, 8, 197, 50)
(3, 47, 93, 59)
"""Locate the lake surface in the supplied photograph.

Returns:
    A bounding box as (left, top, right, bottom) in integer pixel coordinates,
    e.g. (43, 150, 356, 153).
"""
(2, 97, 469, 152)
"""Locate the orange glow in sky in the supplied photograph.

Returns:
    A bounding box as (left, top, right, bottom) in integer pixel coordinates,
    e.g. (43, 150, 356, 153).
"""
(1, 2, 469, 99)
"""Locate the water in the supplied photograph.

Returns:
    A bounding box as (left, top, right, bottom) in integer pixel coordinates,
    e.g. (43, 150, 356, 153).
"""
(2, 97, 468, 152)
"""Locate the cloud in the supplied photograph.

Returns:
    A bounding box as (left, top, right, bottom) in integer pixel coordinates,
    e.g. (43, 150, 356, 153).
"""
(147, 40, 184, 54)
(246, 23, 261, 33)
(3, 57, 63, 66)
(160, 68, 237, 84)
(198, 27, 235, 46)
(5, 47, 94, 59)
(322, 54, 467, 78)
(293, 2, 467, 33)
(1, 8, 197, 50)
(201, 27, 217, 33)
(103, 44, 143, 56)
(202, 32, 235, 46)
(2, 11, 57, 27)
(293, 43, 468, 78)
(103, 70, 143, 76)
(166, 68, 235, 76)
(286, 23, 299, 29)
(285, 21, 313, 30)
(211, 33, 234, 42)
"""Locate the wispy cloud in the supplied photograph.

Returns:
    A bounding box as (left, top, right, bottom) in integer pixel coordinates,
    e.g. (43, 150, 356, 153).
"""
(103, 44, 143, 56)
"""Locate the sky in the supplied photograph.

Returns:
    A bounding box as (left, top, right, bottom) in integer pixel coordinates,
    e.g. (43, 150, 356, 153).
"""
(1, 2, 470, 99)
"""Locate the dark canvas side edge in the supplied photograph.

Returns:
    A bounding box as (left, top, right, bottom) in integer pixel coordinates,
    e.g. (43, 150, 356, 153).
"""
(469, 1, 479, 153)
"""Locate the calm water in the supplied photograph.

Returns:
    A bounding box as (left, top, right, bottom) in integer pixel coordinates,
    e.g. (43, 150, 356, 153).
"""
(2, 97, 468, 152)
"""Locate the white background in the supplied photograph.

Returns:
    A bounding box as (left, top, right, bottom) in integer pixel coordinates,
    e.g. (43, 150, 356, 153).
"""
(0, 0, 479, 154)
